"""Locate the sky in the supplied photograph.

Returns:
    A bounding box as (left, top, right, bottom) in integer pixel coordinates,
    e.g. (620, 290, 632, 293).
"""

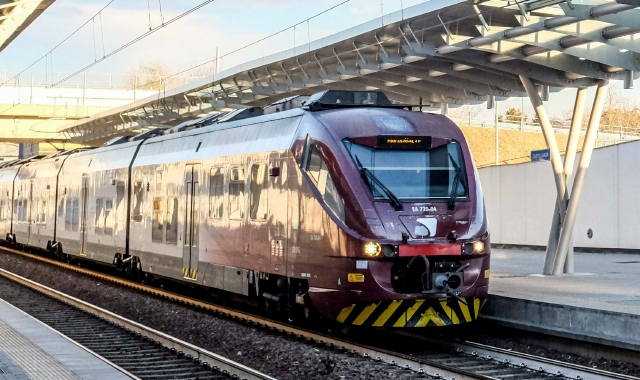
(0, 0, 638, 119)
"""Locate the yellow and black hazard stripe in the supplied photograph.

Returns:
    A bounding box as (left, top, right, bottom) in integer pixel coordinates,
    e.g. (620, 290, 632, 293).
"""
(182, 267, 198, 280)
(336, 297, 484, 327)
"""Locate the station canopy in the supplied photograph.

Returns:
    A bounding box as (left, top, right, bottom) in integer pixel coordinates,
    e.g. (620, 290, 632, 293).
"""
(59, 0, 640, 146)
(0, 0, 55, 53)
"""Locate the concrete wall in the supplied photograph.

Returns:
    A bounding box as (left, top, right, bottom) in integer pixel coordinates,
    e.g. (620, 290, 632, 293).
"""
(479, 139, 640, 250)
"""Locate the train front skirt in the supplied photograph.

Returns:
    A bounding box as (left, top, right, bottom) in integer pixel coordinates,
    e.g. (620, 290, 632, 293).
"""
(336, 297, 484, 327)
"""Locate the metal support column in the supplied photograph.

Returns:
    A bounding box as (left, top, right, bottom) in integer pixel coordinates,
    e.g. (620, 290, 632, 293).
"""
(552, 80, 608, 275)
(520, 77, 568, 269)
(494, 98, 499, 165)
(215, 47, 221, 74)
(543, 87, 586, 274)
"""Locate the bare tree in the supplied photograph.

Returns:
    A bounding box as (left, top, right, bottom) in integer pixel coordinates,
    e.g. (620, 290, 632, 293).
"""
(186, 64, 216, 78)
(125, 61, 182, 90)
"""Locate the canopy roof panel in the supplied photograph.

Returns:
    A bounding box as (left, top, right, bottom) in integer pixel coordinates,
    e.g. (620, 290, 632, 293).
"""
(0, 0, 55, 53)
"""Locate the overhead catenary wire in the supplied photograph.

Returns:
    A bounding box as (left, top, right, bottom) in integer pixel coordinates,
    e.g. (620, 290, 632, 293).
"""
(48, 0, 216, 88)
(0, 0, 217, 119)
(143, 0, 351, 90)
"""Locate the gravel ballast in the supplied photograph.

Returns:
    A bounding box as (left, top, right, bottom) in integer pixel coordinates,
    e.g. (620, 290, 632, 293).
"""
(0, 250, 417, 380)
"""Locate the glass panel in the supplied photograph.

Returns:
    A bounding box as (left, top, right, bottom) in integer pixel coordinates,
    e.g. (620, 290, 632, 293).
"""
(324, 175, 345, 221)
(21, 200, 25, 222)
(228, 168, 245, 220)
(343, 140, 468, 200)
(72, 199, 79, 232)
(65, 199, 71, 230)
(307, 145, 322, 182)
(116, 182, 125, 217)
(165, 198, 178, 244)
(250, 164, 268, 220)
(155, 172, 162, 192)
(95, 198, 104, 235)
(184, 182, 192, 246)
(58, 197, 65, 218)
(132, 181, 144, 222)
(209, 168, 224, 218)
(104, 199, 113, 236)
(192, 184, 198, 248)
(152, 197, 163, 242)
(41, 200, 47, 223)
(304, 144, 345, 223)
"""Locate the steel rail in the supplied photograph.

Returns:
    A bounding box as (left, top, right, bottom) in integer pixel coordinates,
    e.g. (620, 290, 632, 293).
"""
(0, 245, 637, 380)
(396, 332, 640, 380)
(0, 266, 277, 380)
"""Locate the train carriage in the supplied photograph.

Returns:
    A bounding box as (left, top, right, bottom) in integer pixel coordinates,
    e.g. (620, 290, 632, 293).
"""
(0, 90, 490, 328)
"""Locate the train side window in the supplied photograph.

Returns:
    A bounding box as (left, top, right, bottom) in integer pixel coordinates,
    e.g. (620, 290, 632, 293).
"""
(152, 197, 164, 242)
(116, 182, 125, 228)
(58, 196, 65, 218)
(65, 199, 72, 230)
(72, 199, 80, 232)
(165, 197, 178, 244)
(132, 181, 144, 222)
(34, 201, 40, 223)
(249, 164, 268, 220)
(305, 144, 345, 222)
(209, 167, 224, 218)
(95, 198, 104, 235)
(228, 167, 245, 220)
(41, 200, 47, 223)
(104, 199, 113, 236)
(307, 145, 323, 182)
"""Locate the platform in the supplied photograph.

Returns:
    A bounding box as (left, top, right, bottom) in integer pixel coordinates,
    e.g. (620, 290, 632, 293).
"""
(0, 298, 134, 380)
(482, 248, 640, 351)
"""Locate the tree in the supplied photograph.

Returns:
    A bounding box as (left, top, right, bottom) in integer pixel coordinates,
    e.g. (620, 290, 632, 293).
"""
(125, 61, 181, 90)
(498, 107, 523, 124)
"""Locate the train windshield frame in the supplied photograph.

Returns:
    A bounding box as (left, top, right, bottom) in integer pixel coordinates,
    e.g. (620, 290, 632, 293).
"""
(343, 139, 469, 202)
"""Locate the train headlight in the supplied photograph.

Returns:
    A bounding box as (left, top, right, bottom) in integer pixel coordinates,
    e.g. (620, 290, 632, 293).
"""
(363, 242, 381, 257)
(463, 240, 486, 254)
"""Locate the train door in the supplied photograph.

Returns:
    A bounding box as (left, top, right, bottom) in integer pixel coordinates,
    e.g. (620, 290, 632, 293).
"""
(268, 158, 288, 271)
(79, 175, 89, 256)
(183, 164, 200, 280)
(26, 182, 33, 244)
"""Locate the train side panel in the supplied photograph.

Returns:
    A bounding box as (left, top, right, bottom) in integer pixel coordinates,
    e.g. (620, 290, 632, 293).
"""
(56, 144, 138, 261)
(0, 165, 20, 238)
(11, 159, 62, 249)
(129, 112, 301, 290)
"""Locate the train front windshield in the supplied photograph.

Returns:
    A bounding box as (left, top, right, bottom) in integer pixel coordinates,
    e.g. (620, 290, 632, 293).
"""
(343, 140, 468, 202)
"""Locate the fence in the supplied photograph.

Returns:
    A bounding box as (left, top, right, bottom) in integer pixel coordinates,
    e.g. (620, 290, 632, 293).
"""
(0, 70, 205, 91)
(448, 113, 640, 145)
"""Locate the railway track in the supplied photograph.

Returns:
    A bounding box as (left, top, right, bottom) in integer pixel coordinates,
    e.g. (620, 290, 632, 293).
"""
(0, 245, 637, 380)
(0, 267, 276, 380)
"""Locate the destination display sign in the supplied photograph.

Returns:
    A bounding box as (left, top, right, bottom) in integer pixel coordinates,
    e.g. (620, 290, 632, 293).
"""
(377, 136, 431, 149)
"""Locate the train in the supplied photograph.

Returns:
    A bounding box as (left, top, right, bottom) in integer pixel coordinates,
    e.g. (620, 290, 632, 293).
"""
(0, 90, 490, 328)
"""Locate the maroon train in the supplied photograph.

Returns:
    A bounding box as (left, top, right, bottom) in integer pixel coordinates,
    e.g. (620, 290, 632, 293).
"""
(0, 90, 489, 328)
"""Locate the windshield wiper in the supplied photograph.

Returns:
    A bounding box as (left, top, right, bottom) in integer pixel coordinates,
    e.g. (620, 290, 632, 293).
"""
(354, 155, 403, 211)
(447, 153, 468, 210)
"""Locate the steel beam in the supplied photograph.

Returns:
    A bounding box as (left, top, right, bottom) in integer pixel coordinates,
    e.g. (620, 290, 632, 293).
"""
(520, 76, 568, 264)
(543, 86, 586, 274)
(552, 80, 608, 275)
